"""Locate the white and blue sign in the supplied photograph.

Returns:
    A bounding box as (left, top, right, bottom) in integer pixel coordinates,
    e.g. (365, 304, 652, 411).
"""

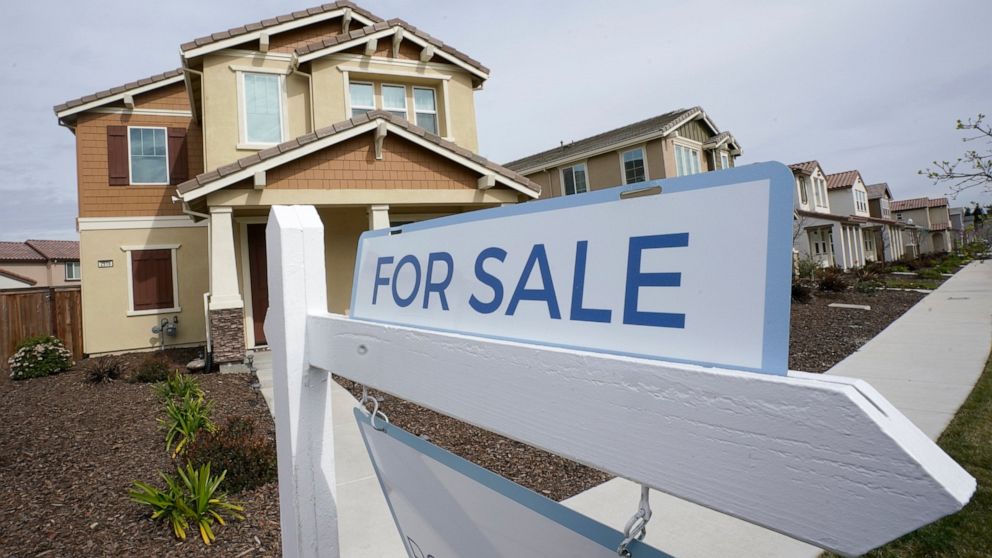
(350, 162, 794, 374)
(355, 408, 672, 558)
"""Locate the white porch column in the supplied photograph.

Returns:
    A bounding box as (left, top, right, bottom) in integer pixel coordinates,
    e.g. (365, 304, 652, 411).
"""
(209, 206, 244, 310)
(856, 227, 866, 266)
(831, 223, 846, 269)
(368, 204, 390, 230)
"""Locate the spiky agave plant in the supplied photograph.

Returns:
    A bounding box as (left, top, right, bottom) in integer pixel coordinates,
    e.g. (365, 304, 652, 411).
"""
(175, 462, 244, 544)
(162, 393, 216, 458)
(129, 472, 193, 540)
(154, 371, 205, 401)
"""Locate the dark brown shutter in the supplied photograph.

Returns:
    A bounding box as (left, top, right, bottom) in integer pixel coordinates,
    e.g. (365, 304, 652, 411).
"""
(107, 126, 129, 186)
(131, 249, 175, 311)
(167, 127, 188, 185)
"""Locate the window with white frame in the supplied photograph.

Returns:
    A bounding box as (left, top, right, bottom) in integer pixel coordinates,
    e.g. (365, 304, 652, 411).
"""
(797, 176, 809, 205)
(881, 198, 891, 218)
(65, 261, 81, 281)
(243, 73, 283, 144)
(561, 163, 588, 196)
(720, 152, 730, 170)
(381, 84, 408, 119)
(349, 82, 375, 117)
(413, 87, 438, 135)
(814, 177, 828, 208)
(124, 246, 180, 315)
(674, 144, 701, 177)
(621, 148, 646, 184)
(128, 127, 168, 184)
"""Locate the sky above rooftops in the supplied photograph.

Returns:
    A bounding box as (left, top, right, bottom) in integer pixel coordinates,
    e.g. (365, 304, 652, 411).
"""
(1, 0, 990, 240)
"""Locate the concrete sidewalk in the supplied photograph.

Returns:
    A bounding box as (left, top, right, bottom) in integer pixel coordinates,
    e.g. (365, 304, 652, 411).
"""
(254, 261, 991, 557)
(561, 260, 991, 557)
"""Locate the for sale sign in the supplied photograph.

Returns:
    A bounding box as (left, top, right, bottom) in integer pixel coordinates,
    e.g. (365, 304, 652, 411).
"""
(350, 162, 795, 374)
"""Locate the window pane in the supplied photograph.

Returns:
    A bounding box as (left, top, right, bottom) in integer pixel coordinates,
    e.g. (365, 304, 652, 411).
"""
(574, 165, 588, 193)
(623, 149, 645, 183)
(416, 113, 438, 134)
(562, 167, 575, 196)
(413, 88, 436, 111)
(245, 73, 282, 144)
(349, 82, 374, 108)
(382, 85, 406, 112)
(689, 149, 700, 174)
(675, 146, 685, 176)
(129, 127, 168, 184)
(721, 153, 729, 169)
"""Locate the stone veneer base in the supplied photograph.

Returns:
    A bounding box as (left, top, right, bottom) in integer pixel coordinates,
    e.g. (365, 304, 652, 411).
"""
(209, 307, 246, 364)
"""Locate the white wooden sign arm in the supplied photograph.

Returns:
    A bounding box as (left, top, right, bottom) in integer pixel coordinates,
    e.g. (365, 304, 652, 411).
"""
(265, 206, 339, 558)
(307, 313, 974, 557)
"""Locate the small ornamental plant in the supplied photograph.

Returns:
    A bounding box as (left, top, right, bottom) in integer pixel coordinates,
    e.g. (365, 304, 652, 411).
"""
(8, 335, 73, 380)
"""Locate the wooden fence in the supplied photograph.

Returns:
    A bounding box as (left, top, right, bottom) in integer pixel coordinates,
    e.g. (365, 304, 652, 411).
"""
(0, 286, 83, 369)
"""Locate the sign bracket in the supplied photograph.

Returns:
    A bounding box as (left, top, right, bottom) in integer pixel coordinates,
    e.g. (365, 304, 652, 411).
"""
(618, 485, 653, 556)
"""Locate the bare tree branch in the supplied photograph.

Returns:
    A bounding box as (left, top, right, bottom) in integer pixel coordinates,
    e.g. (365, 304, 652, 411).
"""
(920, 114, 992, 197)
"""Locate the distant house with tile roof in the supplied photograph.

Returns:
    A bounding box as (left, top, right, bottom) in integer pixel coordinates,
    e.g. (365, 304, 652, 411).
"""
(53, 2, 539, 363)
(891, 197, 953, 254)
(505, 106, 741, 198)
(0, 240, 80, 289)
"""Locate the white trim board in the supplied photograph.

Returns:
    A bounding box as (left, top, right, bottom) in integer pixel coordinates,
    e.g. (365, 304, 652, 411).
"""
(323, 52, 462, 73)
(79, 216, 205, 231)
(90, 107, 193, 117)
(56, 75, 186, 119)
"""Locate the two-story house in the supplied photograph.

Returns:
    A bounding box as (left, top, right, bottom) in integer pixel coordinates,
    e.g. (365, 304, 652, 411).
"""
(790, 161, 851, 269)
(503, 107, 741, 197)
(0, 240, 80, 289)
(891, 197, 953, 255)
(54, 2, 539, 366)
(864, 183, 906, 262)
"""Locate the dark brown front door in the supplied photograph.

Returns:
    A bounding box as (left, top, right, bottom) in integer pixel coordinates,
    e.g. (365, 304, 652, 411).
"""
(246, 224, 269, 346)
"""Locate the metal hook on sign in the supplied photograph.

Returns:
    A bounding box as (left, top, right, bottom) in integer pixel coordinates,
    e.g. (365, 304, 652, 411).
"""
(617, 485, 653, 557)
(360, 385, 369, 405)
(369, 396, 389, 431)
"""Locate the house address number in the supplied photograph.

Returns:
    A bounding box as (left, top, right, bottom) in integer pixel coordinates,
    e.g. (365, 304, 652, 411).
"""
(98, 260, 113, 268)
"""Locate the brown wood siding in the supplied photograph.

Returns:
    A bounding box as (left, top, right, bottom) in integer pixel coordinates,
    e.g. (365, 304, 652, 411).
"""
(75, 112, 203, 217)
(261, 133, 478, 190)
(0, 287, 83, 368)
(268, 20, 344, 52)
(133, 83, 191, 111)
(674, 119, 711, 143)
(344, 38, 422, 60)
(130, 249, 174, 311)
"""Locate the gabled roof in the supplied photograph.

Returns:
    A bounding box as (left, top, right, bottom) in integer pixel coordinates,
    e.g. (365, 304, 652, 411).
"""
(177, 111, 540, 201)
(865, 182, 892, 200)
(0, 268, 38, 287)
(25, 240, 79, 261)
(54, 69, 185, 119)
(928, 197, 949, 208)
(703, 131, 738, 150)
(294, 18, 489, 80)
(824, 170, 864, 190)
(180, 1, 382, 57)
(788, 160, 825, 177)
(504, 107, 738, 173)
(891, 197, 931, 211)
(0, 242, 45, 262)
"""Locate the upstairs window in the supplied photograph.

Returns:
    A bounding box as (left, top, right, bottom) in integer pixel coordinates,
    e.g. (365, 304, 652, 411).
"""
(65, 261, 81, 281)
(675, 144, 701, 176)
(720, 152, 730, 169)
(797, 176, 809, 205)
(381, 84, 408, 119)
(413, 87, 438, 134)
(243, 73, 283, 144)
(621, 148, 646, 184)
(129, 127, 168, 185)
(561, 163, 588, 196)
(881, 198, 891, 218)
(814, 177, 828, 208)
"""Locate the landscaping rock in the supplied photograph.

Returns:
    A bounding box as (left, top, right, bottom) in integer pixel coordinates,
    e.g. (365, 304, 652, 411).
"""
(186, 358, 206, 372)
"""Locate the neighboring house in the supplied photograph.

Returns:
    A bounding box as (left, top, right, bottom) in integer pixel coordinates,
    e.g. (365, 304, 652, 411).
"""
(891, 197, 953, 254)
(54, 2, 540, 364)
(823, 170, 873, 266)
(948, 207, 965, 248)
(0, 240, 80, 289)
(503, 107, 741, 197)
(864, 183, 906, 262)
(790, 161, 860, 269)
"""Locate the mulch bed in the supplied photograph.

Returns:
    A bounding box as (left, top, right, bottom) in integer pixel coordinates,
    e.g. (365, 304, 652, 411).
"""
(0, 350, 280, 557)
(0, 286, 928, 555)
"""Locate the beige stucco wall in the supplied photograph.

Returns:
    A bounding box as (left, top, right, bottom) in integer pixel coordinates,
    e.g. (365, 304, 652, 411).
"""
(0, 261, 78, 287)
(79, 226, 208, 355)
(310, 55, 479, 152)
(201, 53, 311, 171)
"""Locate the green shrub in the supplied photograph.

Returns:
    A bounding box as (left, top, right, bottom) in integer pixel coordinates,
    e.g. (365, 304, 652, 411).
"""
(162, 393, 216, 458)
(155, 372, 204, 401)
(84, 355, 124, 384)
(795, 258, 819, 281)
(187, 416, 277, 493)
(916, 268, 943, 280)
(816, 267, 849, 292)
(130, 463, 243, 544)
(131, 355, 171, 383)
(888, 264, 910, 272)
(855, 280, 883, 295)
(7, 335, 73, 380)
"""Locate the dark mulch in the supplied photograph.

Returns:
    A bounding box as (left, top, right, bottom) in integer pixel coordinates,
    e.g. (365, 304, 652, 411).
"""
(0, 349, 280, 558)
(789, 289, 925, 372)
(0, 286, 929, 555)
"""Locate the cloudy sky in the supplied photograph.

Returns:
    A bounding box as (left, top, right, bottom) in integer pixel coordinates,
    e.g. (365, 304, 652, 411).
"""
(2, 0, 990, 240)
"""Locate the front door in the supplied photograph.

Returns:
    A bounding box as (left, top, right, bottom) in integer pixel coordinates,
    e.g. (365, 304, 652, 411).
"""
(247, 224, 269, 346)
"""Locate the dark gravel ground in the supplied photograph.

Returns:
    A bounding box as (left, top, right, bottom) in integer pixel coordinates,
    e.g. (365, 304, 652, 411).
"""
(0, 287, 927, 556)
(0, 350, 281, 558)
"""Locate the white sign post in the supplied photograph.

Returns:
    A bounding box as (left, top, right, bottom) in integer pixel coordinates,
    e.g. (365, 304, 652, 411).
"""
(266, 163, 975, 558)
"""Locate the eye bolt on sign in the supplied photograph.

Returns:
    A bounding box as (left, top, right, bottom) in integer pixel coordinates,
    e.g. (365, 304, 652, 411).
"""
(351, 162, 795, 374)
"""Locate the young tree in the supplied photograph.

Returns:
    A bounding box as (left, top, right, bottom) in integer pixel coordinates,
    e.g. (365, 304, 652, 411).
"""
(921, 114, 992, 196)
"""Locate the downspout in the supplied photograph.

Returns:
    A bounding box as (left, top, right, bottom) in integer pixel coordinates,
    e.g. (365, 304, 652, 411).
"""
(182, 65, 207, 169)
(290, 54, 316, 132)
